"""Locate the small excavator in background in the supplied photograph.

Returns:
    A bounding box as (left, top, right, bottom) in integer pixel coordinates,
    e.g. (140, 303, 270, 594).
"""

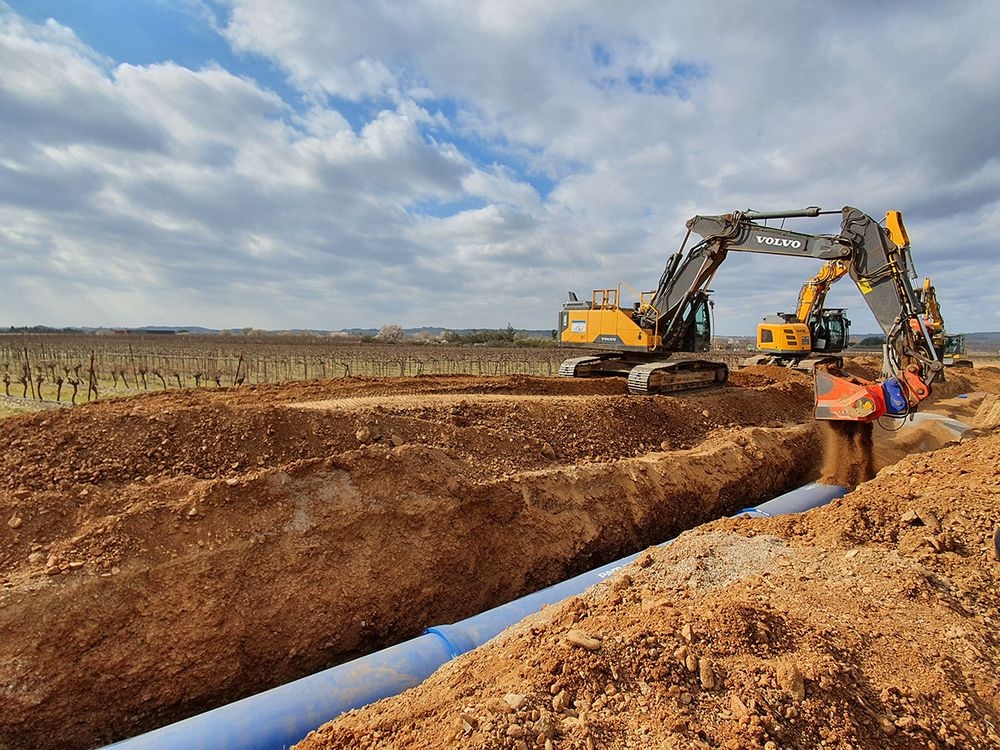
(919, 276, 973, 368)
(743, 258, 852, 372)
(558, 205, 944, 421)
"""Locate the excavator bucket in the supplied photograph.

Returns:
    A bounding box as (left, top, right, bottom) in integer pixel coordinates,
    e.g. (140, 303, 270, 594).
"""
(814, 369, 887, 422)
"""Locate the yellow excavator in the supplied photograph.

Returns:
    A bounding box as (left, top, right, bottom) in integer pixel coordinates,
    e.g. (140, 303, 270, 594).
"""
(744, 257, 852, 371)
(558, 206, 943, 421)
(919, 276, 973, 368)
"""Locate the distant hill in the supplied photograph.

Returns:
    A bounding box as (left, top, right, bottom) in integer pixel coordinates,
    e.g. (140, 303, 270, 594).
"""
(848, 332, 1000, 347)
(966, 332, 1000, 347)
(336, 326, 554, 338)
(845, 332, 1000, 358)
(4, 325, 557, 339)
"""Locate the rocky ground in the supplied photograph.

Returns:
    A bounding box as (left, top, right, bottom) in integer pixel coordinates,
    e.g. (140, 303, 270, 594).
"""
(0, 360, 998, 749)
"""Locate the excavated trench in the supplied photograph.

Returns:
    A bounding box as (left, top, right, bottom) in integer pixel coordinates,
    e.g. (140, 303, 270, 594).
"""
(0, 365, 980, 750)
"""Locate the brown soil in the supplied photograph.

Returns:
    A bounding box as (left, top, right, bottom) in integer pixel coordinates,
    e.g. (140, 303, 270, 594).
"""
(1, 362, 998, 749)
(820, 422, 875, 487)
(296, 368, 1000, 750)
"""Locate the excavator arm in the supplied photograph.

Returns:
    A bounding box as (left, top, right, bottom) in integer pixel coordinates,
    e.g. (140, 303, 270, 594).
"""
(922, 277, 944, 333)
(916, 275, 971, 367)
(828, 208, 942, 419)
(795, 258, 851, 325)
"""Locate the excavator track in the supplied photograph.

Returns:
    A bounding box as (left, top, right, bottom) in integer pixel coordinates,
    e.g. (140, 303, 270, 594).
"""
(741, 354, 843, 373)
(626, 359, 729, 395)
(558, 353, 634, 378)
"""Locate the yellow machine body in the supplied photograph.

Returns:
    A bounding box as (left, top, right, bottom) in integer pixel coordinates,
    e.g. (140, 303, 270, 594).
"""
(558, 288, 662, 352)
(756, 319, 812, 355)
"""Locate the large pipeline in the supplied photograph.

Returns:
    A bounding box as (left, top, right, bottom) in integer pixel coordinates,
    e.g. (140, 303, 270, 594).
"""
(104, 482, 847, 750)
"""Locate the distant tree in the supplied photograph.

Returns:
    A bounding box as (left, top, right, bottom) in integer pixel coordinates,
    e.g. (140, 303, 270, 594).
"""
(375, 324, 404, 343)
(857, 336, 885, 348)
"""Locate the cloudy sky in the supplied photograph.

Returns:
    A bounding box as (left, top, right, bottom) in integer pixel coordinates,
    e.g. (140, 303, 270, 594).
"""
(2, 1, 998, 335)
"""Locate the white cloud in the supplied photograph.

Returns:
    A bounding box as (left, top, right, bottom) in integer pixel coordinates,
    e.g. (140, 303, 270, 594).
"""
(0, 1, 999, 334)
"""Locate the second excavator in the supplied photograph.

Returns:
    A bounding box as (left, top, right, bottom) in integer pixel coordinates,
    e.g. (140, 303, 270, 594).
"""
(743, 257, 852, 372)
(558, 205, 943, 421)
(919, 276, 973, 368)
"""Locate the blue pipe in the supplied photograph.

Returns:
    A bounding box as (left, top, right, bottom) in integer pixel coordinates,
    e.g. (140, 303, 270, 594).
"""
(103, 482, 846, 750)
(735, 480, 848, 518)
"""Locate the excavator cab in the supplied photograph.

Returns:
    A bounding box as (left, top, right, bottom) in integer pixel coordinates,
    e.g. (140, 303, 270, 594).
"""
(682, 295, 713, 352)
(751, 308, 848, 368)
(750, 254, 851, 368)
(809, 309, 850, 353)
(558, 289, 724, 393)
(942, 333, 973, 368)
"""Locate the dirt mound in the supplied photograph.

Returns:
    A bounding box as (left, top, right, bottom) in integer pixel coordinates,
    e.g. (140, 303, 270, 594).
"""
(297, 427, 1000, 750)
(0, 367, 996, 749)
(728, 365, 813, 389)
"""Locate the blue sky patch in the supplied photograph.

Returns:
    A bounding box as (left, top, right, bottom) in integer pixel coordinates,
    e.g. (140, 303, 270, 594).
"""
(596, 60, 708, 99)
(408, 195, 488, 219)
(7, 0, 306, 111)
(419, 99, 561, 200)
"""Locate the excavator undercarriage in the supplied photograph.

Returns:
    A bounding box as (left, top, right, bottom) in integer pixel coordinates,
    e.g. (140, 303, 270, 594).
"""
(742, 352, 843, 373)
(559, 353, 728, 395)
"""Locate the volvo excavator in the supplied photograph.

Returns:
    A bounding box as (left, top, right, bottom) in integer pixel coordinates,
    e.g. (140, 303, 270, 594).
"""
(558, 205, 943, 421)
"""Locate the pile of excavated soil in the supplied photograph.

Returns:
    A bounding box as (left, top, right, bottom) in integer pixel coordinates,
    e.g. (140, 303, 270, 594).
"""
(0, 362, 997, 749)
(296, 422, 1000, 750)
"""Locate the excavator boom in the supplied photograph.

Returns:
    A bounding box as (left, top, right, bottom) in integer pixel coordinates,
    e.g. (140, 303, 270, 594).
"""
(795, 259, 851, 325)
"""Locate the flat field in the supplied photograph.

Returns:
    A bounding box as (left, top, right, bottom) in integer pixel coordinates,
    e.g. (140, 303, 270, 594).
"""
(0, 334, 586, 416)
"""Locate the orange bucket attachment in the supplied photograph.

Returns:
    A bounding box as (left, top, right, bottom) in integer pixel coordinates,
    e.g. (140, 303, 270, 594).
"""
(814, 369, 887, 422)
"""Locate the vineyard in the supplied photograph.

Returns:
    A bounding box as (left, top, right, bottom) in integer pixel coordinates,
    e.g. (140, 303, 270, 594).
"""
(2, 334, 995, 417)
(0, 333, 755, 414)
(0, 334, 583, 409)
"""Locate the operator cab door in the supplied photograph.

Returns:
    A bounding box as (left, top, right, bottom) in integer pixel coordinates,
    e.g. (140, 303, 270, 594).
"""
(680, 296, 712, 352)
(811, 311, 850, 353)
